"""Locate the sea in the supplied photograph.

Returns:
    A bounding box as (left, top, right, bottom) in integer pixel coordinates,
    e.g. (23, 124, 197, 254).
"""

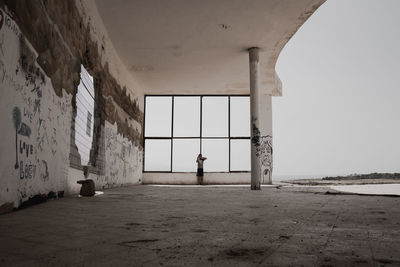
(272, 174, 347, 182)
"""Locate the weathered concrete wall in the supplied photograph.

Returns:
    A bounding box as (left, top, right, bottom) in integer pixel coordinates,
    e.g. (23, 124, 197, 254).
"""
(102, 121, 142, 187)
(67, 121, 143, 193)
(0, 0, 144, 212)
(0, 10, 72, 210)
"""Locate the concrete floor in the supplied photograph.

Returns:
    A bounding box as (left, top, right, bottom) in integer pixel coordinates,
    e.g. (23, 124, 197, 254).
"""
(0, 185, 400, 266)
(330, 184, 400, 196)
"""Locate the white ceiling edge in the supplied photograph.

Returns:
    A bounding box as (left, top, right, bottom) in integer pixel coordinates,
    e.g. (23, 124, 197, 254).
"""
(95, 0, 326, 95)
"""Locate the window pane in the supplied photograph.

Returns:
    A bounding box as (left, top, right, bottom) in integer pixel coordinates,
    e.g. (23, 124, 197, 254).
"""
(230, 139, 251, 171)
(202, 97, 228, 137)
(202, 139, 229, 172)
(144, 139, 171, 171)
(230, 97, 250, 137)
(145, 97, 172, 137)
(75, 65, 94, 166)
(172, 139, 200, 172)
(173, 97, 200, 137)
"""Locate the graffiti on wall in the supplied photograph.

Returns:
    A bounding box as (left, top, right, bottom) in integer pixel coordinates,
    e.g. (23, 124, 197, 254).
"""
(251, 117, 273, 184)
(0, 7, 143, 206)
(40, 160, 49, 182)
(19, 162, 36, 180)
(104, 122, 142, 187)
(0, 9, 72, 199)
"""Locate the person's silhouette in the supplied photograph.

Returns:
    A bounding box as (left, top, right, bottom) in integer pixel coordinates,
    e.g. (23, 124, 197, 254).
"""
(196, 154, 207, 185)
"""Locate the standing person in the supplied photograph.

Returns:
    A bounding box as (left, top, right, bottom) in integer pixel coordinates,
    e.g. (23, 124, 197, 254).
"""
(196, 153, 207, 185)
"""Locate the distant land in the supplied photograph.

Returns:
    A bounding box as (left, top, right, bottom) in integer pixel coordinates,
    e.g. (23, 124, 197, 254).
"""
(282, 173, 400, 186)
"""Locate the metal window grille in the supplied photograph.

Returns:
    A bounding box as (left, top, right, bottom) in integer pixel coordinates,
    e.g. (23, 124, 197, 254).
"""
(86, 111, 92, 137)
(74, 65, 95, 166)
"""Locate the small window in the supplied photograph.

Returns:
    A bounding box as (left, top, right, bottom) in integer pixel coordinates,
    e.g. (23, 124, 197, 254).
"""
(173, 97, 200, 137)
(230, 139, 251, 171)
(230, 97, 250, 137)
(145, 97, 172, 137)
(202, 139, 229, 172)
(144, 139, 171, 171)
(202, 97, 228, 137)
(172, 139, 200, 172)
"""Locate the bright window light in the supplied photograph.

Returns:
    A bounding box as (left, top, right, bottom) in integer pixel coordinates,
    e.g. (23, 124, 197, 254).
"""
(172, 139, 200, 172)
(145, 97, 172, 137)
(202, 96, 228, 137)
(144, 139, 171, 171)
(75, 65, 95, 166)
(230, 139, 251, 171)
(173, 97, 200, 137)
(144, 96, 251, 172)
(202, 139, 229, 172)
(230, 96, 250, 137)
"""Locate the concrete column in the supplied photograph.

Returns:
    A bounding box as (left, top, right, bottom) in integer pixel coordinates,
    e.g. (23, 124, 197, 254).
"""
(249, 47, 273, 190)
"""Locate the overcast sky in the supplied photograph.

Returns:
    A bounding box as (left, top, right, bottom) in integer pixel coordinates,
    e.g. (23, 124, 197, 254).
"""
(273, 0, 400, 177)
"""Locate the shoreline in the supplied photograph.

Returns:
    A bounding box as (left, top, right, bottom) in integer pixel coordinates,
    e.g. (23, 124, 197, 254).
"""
(281, 173, 400, 186)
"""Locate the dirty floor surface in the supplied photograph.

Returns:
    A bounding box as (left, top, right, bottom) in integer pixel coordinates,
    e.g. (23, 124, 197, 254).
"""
(0, 185, 399, 266)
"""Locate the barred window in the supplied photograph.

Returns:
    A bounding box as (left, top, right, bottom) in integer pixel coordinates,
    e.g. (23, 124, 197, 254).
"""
(74, 65, 95, 166)
(86, 111, 92, 137)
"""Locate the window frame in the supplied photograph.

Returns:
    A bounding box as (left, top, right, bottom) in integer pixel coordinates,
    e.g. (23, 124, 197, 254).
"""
(73, 65, 95, 167)
(143, 95, 251, 173)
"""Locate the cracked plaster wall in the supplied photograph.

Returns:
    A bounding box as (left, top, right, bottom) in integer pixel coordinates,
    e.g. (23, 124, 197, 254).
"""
(0, 0, 144, 212)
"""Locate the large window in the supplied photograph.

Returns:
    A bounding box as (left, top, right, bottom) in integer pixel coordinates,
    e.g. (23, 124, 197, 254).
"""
(144, 96, 250, 172)
(75, 65, 95, 166)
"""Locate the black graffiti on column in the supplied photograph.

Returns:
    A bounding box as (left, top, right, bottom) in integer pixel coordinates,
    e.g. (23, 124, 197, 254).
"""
(252, 122, 273, 183)
(259, 135, 273, 169)
(251, 118, 273, 170)
(251, 122, 261, 147)
(252, 130, 273, 167)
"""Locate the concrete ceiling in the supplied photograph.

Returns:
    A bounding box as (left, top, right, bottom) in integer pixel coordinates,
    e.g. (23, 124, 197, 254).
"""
(95, 0, 325, 95)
